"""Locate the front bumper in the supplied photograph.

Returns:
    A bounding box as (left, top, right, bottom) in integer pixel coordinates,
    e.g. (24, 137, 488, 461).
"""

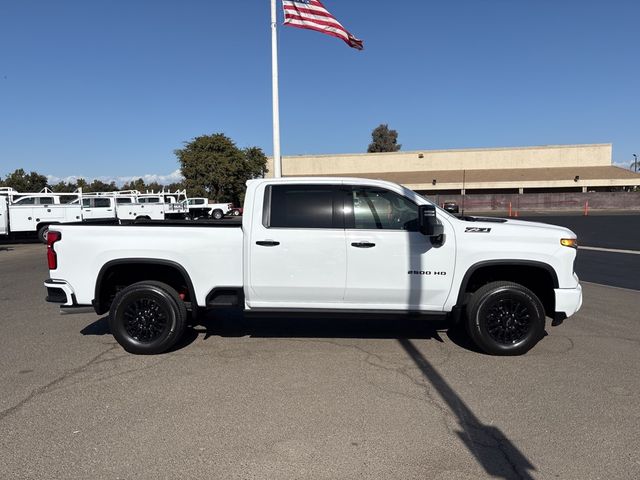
(554, 282, 583, 319)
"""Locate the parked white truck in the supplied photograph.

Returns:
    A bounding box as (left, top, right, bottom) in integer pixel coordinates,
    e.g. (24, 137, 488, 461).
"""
(1, 188, 83, 242)
(43, 177, 582, 356)
(182, 198, 235, 219)
(116, 190, 189, 221)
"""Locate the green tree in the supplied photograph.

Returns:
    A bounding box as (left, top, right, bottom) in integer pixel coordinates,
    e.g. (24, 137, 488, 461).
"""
(1, 168, 49, 192)
(367, 124, 401, 153)
(175, 133, 267, 204)
(165, 181, 185, 191)
(86, 179, 117, 192)
(51, 181, 78, 193)
(145, 181, 164, 193)
(121, 178, 146, 192)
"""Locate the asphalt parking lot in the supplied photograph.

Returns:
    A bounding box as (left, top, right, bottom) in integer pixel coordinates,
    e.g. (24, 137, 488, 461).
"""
(1, 218, 639, 479)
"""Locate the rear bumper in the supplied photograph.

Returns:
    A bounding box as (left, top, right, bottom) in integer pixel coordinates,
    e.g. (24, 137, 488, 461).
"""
(44, 279, 76, 306)
(554, 282, 583, 319)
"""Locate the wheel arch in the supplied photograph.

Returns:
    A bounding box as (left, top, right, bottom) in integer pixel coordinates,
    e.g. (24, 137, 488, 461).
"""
(94, 258, 197, 315)
(456, 260, 559, 316)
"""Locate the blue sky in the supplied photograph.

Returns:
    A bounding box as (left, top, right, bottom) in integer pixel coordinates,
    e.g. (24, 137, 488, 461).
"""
(1, 0, 638, 183)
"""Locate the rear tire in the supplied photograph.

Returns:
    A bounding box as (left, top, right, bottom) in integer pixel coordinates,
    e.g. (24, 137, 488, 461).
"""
(465, 281, 545, 356)
(37, 224, 50, 244)
(212, 209, 223, 220)
(109, 281, 187, 354)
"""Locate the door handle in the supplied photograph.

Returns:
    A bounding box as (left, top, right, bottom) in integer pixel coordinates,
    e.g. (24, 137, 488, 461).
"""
(256, 240, 280, 247)
(351, 241, 375, 248)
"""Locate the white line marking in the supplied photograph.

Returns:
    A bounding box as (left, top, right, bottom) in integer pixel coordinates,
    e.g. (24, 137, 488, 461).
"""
(580, 246, 640, 255)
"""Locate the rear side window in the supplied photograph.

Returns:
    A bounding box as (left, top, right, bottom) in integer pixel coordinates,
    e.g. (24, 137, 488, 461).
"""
(267, 185, 342, 229)
(38, 197, 55, 205)
(15, 197, 35, 205)
(94, 198, 111, 208)
(116, 197, 132, 204)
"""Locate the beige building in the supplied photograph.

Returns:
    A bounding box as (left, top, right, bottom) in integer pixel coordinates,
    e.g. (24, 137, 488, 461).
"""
(266, 143, 640, 194)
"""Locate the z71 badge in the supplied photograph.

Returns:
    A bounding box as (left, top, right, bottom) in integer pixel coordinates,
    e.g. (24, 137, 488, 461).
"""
(465, 227, 491, 233)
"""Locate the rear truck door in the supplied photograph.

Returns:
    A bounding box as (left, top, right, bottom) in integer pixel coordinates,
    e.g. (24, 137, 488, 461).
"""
(83, 197, 115, 220)
(8, 201, 35, 232)
(343, 186, 456, 311)
(33, 196, 65, 224)
(247, 182, 347, 308)
(0, 197, 8, 235)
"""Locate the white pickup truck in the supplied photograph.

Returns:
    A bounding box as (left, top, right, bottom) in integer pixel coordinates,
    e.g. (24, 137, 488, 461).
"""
(182, 198, 234, 220)
(43, 177, 582, 356)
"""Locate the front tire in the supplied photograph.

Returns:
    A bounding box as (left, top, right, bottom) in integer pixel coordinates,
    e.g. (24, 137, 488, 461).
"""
(109, 281, 187, 354)
(466, 281, 545, 356)
(212, 209, 223, 220)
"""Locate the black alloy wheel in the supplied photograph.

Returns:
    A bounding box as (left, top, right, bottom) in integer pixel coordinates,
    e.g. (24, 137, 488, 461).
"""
(109, 281, 187, 354)
(123, 296, 169, 343)
(466, 281, 545, 355)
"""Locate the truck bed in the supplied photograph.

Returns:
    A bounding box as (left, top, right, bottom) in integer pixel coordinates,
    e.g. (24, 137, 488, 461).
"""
(48, 221, 244, 308)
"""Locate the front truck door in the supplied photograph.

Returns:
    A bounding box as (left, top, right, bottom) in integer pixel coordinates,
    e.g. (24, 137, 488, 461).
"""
(344, 186, 456, 311)
(0, 197, 8, 235)
(247, 183, 347, 308)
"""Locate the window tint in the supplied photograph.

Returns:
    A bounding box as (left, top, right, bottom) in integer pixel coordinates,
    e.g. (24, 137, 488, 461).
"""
(14, 197, 35, 205)
(38, 197, 55, 205)
(94, 198, 111, 208)
(82, 198, 91, 207)
(348, 187, 418, 231)
(268, 185, 339, 228)
(116, 197, 132, 204)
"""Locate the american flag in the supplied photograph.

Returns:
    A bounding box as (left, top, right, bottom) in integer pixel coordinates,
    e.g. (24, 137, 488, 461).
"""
(282, 0, 364, 50)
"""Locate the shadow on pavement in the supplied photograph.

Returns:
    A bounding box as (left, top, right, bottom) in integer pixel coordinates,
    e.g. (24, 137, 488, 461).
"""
(81, 311, 479, 352)
(399, 338, 536, 480)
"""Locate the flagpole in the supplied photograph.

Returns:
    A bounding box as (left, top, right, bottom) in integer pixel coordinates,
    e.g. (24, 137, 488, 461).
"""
(271, 0, 282, 178)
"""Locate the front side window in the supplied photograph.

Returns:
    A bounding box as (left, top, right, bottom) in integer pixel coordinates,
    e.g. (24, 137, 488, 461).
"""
(38, 197, 55, 205)
(14, 197, 35, 205)
(82, 198, 91, 207)
(348, 187, 418, 231)
(94, 198, 111, 208)
(116, 197, 132, 204)
(267, 185, 341, 229)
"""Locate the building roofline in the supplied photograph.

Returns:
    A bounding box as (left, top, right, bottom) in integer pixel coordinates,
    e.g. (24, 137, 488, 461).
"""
(277, 143, 613, 160)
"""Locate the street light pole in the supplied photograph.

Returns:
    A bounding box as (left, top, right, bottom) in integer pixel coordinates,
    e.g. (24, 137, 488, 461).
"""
(634, 154, 638, 173)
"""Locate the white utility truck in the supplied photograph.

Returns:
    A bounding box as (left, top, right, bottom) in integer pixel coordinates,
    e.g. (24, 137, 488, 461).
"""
(116, 189, 189, 221)
(69, 190, 142, 221)
(43, 177, 582, 356)
(1, 187, 83, 242)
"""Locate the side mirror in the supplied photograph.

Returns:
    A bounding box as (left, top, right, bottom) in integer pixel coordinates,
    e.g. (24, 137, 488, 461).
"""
(418, 204, 444, 237)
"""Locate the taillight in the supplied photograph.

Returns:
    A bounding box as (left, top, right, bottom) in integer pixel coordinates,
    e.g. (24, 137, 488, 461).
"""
(47, 231, 61, 270)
